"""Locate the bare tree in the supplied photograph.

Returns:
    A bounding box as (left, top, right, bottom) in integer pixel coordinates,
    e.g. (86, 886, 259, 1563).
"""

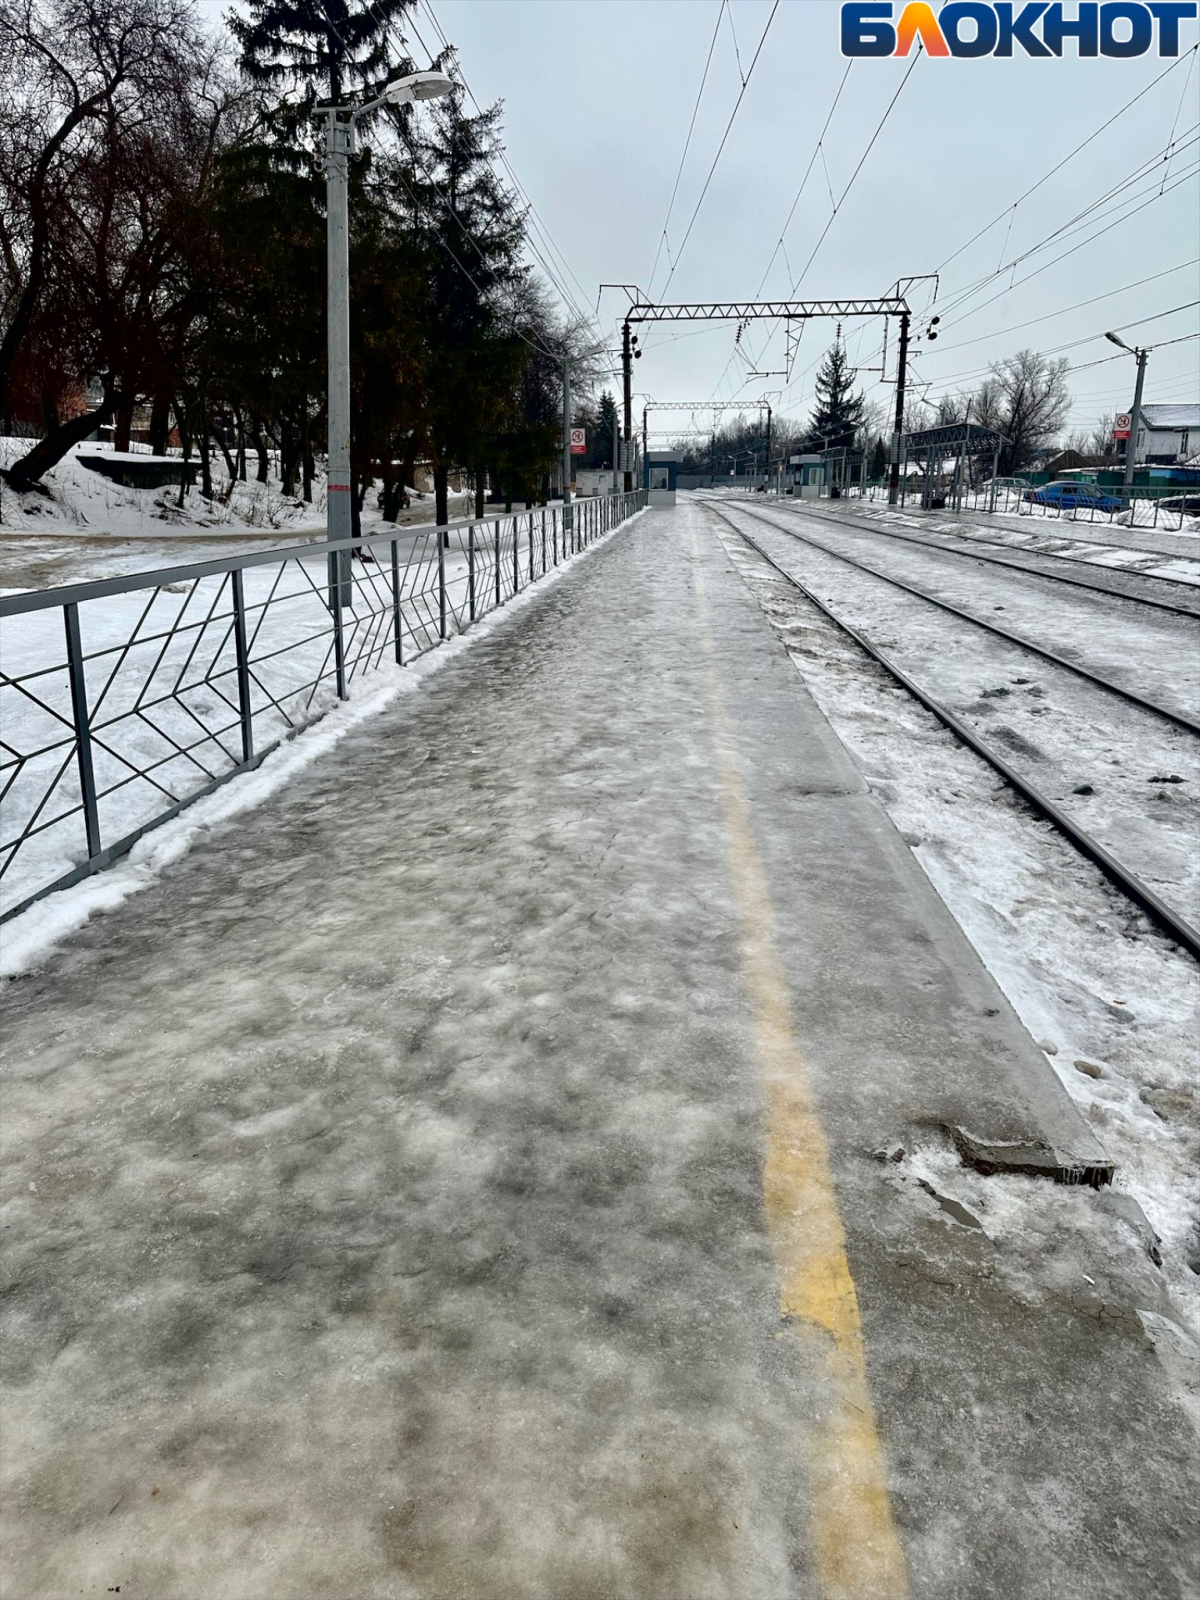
(0, 0, 201, 479)
(981, 349, 1071, 474)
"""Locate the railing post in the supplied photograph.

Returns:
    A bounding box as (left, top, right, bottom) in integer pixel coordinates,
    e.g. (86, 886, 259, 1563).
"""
(391, 538, 404, 664)
(63, 601, 102, 862)
(553, 508, 559, 566)
(468, 522, 476, 622)
(231, 567, 254, 764)
(438, 529, 447, 640)
(541, 508, 547, 576)
(529, 511, 535, 584)
(328, 551, 348, 700)
(514, 515, 520, 593)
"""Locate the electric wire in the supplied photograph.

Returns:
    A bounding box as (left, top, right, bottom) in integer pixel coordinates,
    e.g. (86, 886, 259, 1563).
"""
(647, 0, 727, 298)
(935, 46, 1197, 275)
(657, 0, 781, 300)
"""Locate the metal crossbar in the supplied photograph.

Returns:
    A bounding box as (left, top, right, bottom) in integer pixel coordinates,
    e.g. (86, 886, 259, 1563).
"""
(0, 491, 646, 921)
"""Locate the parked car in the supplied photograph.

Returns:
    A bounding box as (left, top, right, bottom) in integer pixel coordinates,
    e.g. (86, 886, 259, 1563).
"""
(979, 476, 1029, 492)
(1157, 493, 1200, 514)
(1022, 481, 1123, 513)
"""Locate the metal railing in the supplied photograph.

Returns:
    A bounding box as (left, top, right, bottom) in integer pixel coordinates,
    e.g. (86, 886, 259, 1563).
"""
(0, 490, 646, 921)
(858, 479, 1197, 530)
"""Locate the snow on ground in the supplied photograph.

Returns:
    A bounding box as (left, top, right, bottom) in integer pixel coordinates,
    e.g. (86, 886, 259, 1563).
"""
(710, 515, 1200, 1339)
(0, 507, 644, 978)
(717, 502, 1200, 928)
(836, 487, 1200, 577)
(0, 436, 324, 538)
(0, 438, 481, 583)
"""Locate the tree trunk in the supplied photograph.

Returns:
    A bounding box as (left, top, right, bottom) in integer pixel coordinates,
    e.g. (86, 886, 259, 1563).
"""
(234, 411, 247, 481)
(114, 401, 134, 454)
(3, 387, 127, 491)
(176, 410, 193, 509)
(281, 420, 300, 497)
(197, 418, 213, 501)
(301, 411, 314, 503)
(252, 419, 270, 483)
(382, 459, 404, 523)
(434, 461, 449, 541)
(475, 468, 485, 519)
(149, 392, 171, 456)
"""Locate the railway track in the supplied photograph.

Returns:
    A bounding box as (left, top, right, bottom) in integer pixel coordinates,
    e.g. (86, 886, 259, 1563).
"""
(702, 498, 1200, 961)
(750, 496, 1200, 618)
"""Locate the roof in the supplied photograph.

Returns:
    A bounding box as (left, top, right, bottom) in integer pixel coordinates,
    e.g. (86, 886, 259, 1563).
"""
(1139, 404, 1200, 429)
(903, 422, 1007, 454)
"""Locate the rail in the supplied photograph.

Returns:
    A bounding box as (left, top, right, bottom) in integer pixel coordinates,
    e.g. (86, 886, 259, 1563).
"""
(0, 491, 646, 921)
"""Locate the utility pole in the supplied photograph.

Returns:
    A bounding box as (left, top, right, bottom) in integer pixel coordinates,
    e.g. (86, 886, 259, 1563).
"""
(622, 320, 633, 492)
(324, 109, 354, 595)
(887, 309, 910, 507)
(612, 403, 619, 496)
(561, 359, 572, 533)
(1114, 340, 1149, 510)
(765, 405, 772, 495)
(317, 71, 451, 599)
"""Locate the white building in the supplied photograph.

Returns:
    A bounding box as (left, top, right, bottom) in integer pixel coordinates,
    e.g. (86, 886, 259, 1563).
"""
(1123, 403, 1199, 466)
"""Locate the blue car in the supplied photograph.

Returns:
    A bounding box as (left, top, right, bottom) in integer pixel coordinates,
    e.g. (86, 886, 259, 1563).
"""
(1023, 480, 1123, 513)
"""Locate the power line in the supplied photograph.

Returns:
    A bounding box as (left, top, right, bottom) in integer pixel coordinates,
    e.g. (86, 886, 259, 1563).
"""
(658, 0, 781, 299)
(412, 0, 603, 340)
(752, 62, 853, 299)
(790, 50, 920, 296)
(647, 0, 727, 298)
(930, 260, 1200, 355)
(935, 132, 1199, 323)
(935, 46, 1197, 274)
(714, 52, 916, 401)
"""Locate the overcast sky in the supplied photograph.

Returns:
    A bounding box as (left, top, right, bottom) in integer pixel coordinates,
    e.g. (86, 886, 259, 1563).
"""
(217, 0, 1200, 438)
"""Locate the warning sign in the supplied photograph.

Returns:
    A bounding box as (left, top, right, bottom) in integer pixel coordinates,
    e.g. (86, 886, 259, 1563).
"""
(1113, 413, 1132, 440)
(570, 427, 586, 455)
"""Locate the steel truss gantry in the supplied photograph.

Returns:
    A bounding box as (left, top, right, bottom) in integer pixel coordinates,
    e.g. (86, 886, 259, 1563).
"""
(617, 295, 912, 502)
(641, 400, 774, 481)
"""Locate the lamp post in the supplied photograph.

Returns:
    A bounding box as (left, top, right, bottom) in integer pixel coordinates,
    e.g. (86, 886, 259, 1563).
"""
(318, 70, 453, 579)
(1105, 330, 1151, 512)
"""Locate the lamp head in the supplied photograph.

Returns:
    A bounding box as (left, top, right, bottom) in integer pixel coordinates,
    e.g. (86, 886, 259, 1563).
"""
(385, 70, 454, 105)
(1105, 330, 1131, 352)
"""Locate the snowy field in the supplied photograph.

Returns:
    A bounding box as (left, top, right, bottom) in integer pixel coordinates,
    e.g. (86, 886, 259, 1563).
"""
(708, 510, 1200, 1341)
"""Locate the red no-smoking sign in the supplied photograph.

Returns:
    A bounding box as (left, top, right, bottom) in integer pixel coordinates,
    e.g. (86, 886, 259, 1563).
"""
(570, 427, 586, 454)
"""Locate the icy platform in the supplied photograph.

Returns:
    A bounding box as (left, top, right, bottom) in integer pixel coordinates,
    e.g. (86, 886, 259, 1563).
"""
(1, 503, 1196, 1597)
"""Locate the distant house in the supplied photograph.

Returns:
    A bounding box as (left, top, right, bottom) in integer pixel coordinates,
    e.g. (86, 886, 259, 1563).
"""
(1119, 403, 1199, 466)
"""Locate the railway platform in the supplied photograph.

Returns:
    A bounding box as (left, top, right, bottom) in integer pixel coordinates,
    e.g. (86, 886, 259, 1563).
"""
(1, 501, 1196, 1598)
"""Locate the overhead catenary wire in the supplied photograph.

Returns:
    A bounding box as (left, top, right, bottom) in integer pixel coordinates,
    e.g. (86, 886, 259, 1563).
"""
(935, 46, 1198, 275)
(712, 51, 918, 402)
(657, 0, 781, 300)
(647, 0, 727, 298)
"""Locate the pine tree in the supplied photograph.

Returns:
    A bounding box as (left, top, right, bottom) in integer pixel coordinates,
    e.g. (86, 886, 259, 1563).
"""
(805, 341, 865, 452)
(230, 0, 413, 123)
(596, 391, 618, 468)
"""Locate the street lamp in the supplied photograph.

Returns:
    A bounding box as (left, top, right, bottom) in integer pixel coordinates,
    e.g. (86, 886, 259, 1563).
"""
(318, 70, 453, 572)
(1105, 330, 1152, 511)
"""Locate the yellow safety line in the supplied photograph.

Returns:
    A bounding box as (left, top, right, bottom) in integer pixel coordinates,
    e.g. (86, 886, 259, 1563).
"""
(690, 532, 910, 1600)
